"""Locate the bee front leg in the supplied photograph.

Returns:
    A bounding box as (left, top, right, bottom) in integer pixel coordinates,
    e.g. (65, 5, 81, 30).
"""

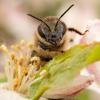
(30, 56, 41, 70)
(68, 27, 88, 35)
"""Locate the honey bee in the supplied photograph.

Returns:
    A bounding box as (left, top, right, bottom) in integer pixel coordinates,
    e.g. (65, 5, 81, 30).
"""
(28, 4, 87, 66)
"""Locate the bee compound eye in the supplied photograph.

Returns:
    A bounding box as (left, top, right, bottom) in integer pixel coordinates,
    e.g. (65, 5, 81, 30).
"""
(38, 25, 46, 39)
(55, 22, 66, 38)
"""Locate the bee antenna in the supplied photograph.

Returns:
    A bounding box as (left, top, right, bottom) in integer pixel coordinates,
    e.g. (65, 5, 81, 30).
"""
(54, 4, 74, 30)
(28, 14, 51, 32)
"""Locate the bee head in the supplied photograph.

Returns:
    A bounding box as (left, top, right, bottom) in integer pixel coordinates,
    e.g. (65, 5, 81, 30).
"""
(28, 4, 74, 46)
(38, 17, 66, 45)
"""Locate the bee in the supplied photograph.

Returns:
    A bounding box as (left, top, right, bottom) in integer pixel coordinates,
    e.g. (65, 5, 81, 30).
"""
(28, 4, 87, 67)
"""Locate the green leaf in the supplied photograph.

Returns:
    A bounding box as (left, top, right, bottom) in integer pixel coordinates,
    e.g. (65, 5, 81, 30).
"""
(74, 90, 90, 100)
(29, 43, 100, 100)
(74, 89, 100, 100)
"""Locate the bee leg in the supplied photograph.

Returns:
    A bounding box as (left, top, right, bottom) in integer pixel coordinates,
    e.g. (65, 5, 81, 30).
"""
(28, 50, 41, 70)
(68, 27, 88, 35)
(28, 50, 37, 64)
(30, 56, 41, 70)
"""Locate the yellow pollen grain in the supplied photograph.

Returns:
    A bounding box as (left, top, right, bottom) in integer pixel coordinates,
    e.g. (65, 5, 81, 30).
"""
(30, 56, 40, 70)
(31, 56, 40, 64)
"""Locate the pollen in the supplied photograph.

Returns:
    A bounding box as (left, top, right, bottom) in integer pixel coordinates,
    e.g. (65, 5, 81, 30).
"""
(30, 56, 40, 70)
